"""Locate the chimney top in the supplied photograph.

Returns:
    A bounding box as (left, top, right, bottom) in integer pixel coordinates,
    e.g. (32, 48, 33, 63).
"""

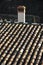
(17, 6, 26, 12)
(17, 6, 26, 9)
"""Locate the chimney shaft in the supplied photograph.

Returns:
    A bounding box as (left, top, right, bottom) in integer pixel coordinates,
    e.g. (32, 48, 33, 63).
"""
(17, 6, 26, 23)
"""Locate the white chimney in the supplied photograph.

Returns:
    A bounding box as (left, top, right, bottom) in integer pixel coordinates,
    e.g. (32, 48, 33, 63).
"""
(17, 6, 26, 23)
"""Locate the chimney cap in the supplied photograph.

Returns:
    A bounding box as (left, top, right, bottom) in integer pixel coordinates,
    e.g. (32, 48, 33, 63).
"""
(17, 6, 26, 12)
(17, 6, 26, 9)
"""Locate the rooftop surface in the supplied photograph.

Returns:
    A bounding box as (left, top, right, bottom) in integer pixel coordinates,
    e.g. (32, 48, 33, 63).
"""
(0, 22, 43, 65)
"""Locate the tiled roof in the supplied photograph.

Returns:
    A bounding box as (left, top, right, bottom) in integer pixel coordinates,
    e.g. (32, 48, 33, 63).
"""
(0, 23, 43, 65)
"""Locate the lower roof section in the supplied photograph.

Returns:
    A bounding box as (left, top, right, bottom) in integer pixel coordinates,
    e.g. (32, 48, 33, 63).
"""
(0, 22, 43, 65)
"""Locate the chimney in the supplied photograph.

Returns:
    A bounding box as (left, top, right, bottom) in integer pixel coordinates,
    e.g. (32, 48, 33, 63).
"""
(17, 6, 26, 23)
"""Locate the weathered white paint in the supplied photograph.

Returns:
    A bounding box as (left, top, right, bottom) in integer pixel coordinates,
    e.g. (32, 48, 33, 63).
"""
(18, 12, 25, 23)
